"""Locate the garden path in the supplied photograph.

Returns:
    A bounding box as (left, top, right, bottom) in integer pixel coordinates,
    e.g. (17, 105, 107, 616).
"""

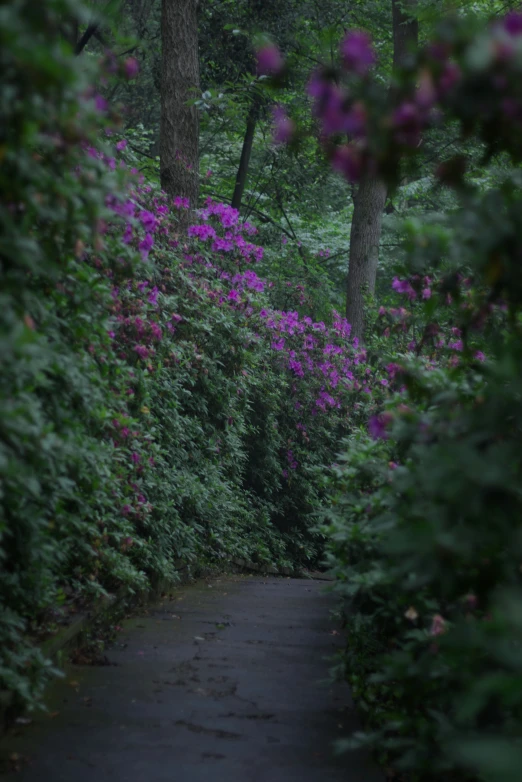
(2, 575, 383, 782)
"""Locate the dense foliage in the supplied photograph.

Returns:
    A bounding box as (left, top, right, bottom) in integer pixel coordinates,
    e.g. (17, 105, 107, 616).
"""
(0, 0, 386, 714)
(315, 11, 522, 782)
(3, 2, 522, 781)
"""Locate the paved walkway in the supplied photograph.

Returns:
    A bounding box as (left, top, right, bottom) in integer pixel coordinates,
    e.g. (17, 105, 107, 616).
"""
(1, 576, 383, 781)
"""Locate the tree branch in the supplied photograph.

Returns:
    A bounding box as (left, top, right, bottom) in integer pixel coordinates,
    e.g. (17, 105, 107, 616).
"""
(75, 23, 100, 55)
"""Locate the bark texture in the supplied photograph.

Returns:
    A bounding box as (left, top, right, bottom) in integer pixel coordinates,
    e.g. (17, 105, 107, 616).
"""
(392, 0, 419, 69)
(345, 0, 418, 341)
(160, 0, 200, 211)
(231, 100, 258, 211)
(345, 176, 388, 340)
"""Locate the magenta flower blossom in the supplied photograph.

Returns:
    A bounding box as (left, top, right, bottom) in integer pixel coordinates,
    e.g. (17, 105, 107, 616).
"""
(94, 94, 108, 113)
(437, 62, 461, 96)
(228, 289, 240, 302)
(188, 224, 217, 241)
(474, 350, 486, 362)
(340, 30, 376, 75)
(256, 44, 284, 76)
(134, 345, 149, 359)
(124, 57, 139, 79)
(116, 139, 128, 152)
(368, 412, 393, 440)
(272, 105, 295, 144)
(392, 277, 416, 299)
(213, 237, 234, 252)
(174, 196, 190, 209)
(504, 11, 522, 36)
(139, 209, 156, 232)
(448, 340, 463, 351)
(139, 233, 154, 259)
(392, 102, 423, 147)
(148, 286, 159, 306)
(331, 144, 362, 183)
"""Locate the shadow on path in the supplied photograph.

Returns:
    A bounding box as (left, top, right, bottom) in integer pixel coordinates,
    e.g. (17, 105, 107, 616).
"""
(1, 576, 383, 782)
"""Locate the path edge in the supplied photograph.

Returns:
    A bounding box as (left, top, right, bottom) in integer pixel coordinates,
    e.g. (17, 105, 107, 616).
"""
(1, 557, 331, 734)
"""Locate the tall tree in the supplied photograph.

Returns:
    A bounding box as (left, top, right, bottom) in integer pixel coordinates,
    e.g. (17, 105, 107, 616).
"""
(231, 98, 260, 210)
(160, 0, 200, 210)
(345, 0, 418, 341)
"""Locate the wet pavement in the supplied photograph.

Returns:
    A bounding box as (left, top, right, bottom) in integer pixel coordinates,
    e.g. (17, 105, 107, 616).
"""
(1, 575, 383, 781)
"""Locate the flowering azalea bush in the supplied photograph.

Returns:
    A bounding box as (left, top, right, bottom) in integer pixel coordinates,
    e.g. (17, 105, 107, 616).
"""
(1, 0, 397, 714)
(307, 11, 522, 782)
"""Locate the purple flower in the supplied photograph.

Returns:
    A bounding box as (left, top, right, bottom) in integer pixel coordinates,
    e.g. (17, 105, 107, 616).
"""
(95, 94, 108, 113)
(256, 44, 284, 76)
(124, 57, 139, 79)
(228, 289, 240, 302)
(148, 286, 159, 306)
(131, 452, 140, 464)
(340, 31, 376, 75)
(134, 345, 149, 359)
(504, 11, 522, 36)
(368, 412, 393, 440)
(438, 62, 461, 96)
(212, 237, 234, 252)
(139, 209, 157, 232)
(392, 276, 416, 299)
(116, 139, 128, 152)
(188, 224, 217, 241)
(271, 337, 285, 351)
(474, 350, 486, 362)
(139, 233, 154, 259)
(448, 340, 463, 351)
(272, 105, 295, 144)
(392, 102, 423, 147)
(331, 144, 362, 183)
(174, 196, 190, 209)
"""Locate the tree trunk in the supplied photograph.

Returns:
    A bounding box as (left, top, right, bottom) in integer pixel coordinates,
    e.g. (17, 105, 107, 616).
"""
(345, 176, 387, 340)
(160, 0, 200, 212)
(392, 0, 418, 69)
(231, 100, 258, 212)
(345, 0, 418, 341)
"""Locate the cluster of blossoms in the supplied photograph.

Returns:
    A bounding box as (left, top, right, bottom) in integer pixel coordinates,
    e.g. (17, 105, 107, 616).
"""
(94, 135, 484, 494)
(260, 11, 522, 183)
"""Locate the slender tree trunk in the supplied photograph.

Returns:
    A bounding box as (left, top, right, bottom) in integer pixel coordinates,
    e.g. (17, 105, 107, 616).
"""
(231, 100, 258, 211)
(392, 0, 418, 70)
(160, 0, 200, 212)
(345, 176, 387, 340)
(346, 0, 418, 341)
